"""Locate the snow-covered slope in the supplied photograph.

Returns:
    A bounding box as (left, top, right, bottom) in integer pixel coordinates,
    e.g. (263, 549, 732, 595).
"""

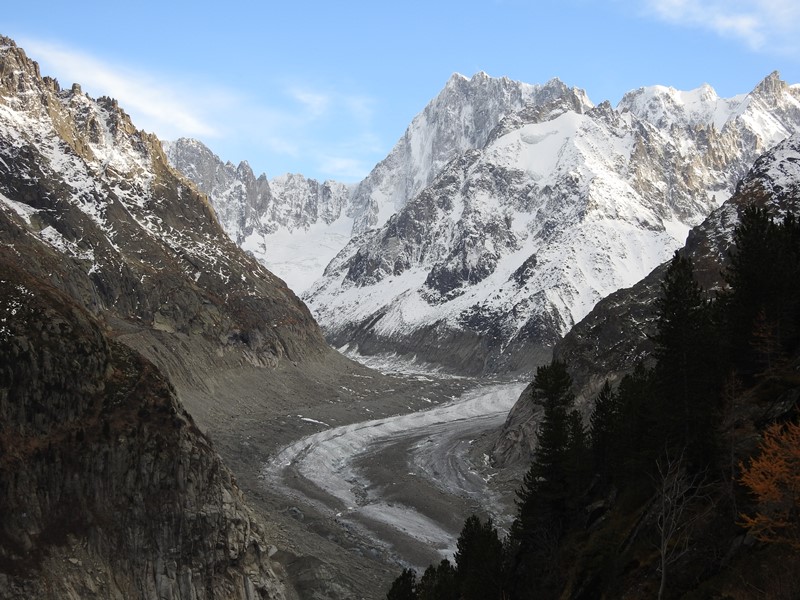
(305, 72, 800, 375)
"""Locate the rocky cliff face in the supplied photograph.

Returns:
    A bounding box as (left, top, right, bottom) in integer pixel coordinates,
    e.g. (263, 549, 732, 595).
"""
(162, 137, 275, 244)
(0, 258, 288, 599)
(305, 72, 800, 375)
(492, 133, 800, 467)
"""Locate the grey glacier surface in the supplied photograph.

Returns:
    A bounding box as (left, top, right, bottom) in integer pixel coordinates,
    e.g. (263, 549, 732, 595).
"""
(263, 381, 525, 567)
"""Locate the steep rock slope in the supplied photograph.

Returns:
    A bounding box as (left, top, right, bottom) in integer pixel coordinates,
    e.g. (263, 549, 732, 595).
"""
(0, 266, 287, 599)
(493, 133, 800, 466)
(167, 74, 584, 292)
(0, 35, 348, 598)
(306, 72, 800, 375)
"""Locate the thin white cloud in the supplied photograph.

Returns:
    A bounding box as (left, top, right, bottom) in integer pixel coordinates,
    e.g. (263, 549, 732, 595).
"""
(18, 37, 383, 181)
(643, 0, 800, 55)
(343, 95, 377, 126)
(21, 38, 222, 138)
(317, 155, 370, 180)
(289, 88, 331, 118)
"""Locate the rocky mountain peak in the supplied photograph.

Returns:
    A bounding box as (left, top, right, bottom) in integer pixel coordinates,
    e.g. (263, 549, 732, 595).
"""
(445, 71, 470, 86)
(347, 72, 593, 235)
(0, 38, 39, 94)
(163, 137, 356, 291)
(236, 159, 254, 177)
(752, 70, 785, 99)
(166, 73, 594, 293)
(486, 86, 593, 145)
(618, 81, 723, 130)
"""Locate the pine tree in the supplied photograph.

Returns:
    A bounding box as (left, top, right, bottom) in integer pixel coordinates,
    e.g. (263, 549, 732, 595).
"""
(565, 408, 591, 506)
(508, 361, 577, 599)
(653, 252, 718, 470)
(417, 559, 458, 600)
(590, 380, 620, 483)
(614, 363, 658, 485)
(454, 515, 505, 600)
(516, 361, 574, 516)
(722, 206, 800, 372)
(387, 568, 417, 600)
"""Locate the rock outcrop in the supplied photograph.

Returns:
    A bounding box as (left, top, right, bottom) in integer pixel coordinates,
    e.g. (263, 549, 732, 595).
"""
(0, 262, 288, 599)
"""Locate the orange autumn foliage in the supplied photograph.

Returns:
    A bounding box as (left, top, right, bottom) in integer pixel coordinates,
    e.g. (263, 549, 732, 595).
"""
(739, 420, 800, 549)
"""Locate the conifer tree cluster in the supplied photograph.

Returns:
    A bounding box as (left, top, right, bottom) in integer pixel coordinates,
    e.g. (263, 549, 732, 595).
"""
(387, 205, 800, 599)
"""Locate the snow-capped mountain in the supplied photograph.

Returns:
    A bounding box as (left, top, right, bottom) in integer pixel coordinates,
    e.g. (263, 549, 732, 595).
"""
(166, 69, 800, 376)
(347, 73, 592, 233)
(305, 72, 800, 375)
(166, 74, 586, 292)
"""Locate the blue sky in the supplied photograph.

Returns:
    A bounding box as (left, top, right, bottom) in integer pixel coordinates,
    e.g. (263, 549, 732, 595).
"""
(4, 1, 800, 182)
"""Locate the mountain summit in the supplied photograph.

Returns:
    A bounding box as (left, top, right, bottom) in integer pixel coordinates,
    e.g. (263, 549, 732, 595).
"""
(166, 73, 591, 293)
(167, 69, 800, 376)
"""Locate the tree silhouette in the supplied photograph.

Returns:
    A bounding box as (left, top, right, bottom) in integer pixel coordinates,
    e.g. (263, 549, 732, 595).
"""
(417, 559, 458, 600)
(653, 251, 718, 470)
(590, 380, 619, 483)
(724, 207, 800, 373)
(387, 568, 417, 600)
(454, 515, 505, 600)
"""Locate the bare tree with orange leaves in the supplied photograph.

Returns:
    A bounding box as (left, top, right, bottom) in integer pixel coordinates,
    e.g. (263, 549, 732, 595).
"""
(739, 420, 800, 550)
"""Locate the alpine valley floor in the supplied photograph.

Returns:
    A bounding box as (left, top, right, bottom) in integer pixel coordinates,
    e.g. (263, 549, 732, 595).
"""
(193, 351, 527, 600)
